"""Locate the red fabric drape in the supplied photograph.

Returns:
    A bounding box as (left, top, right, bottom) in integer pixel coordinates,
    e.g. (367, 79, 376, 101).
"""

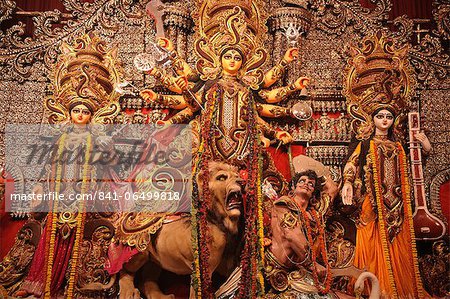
(0, 172, 27, 260)
(1, 0, 93, 36)
(14, 0, 67, 12)
(12, 0, 435, 20)
(3, 1, 435, 38)
(266, 145, 306, 182)
(440, 180, 450, 229)
(359, 0, 433, 20)
(389, 0, 432, 20)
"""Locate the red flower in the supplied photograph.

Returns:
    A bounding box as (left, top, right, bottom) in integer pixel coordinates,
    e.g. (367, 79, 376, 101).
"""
(239, 169, 248, 182)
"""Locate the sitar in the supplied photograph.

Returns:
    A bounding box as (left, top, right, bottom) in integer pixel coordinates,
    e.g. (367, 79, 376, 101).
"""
(408, 112, 446, 240)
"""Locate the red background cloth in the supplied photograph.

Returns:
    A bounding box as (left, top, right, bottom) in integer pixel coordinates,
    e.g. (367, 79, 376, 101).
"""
(0, 172, 27, 259)
(440, 181, 450, 227)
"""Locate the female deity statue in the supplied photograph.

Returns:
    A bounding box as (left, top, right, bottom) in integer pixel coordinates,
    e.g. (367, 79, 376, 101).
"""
(342, 33, 431, 298)
(341, 107, 431, 298)
(139, 10, 309, 168)
(15, 34, 122, 298)
(119, 5, 311, 298)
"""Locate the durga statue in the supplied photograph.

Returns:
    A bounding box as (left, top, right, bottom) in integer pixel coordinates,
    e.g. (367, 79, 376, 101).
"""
(139, 8, 309, 167)
(2, 1, 426, 299)
(108, 0, 385, 298)
(113, 1, 315, 298)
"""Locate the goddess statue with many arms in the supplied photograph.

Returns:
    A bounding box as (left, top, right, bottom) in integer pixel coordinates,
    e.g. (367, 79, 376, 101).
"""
(140, 4, 309, 169)
(130, 2, 310, 297)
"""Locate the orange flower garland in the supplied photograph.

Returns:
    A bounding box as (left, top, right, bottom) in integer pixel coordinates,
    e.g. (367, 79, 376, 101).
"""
(256, 157, 266, 293)
(370, 141, 425, 298)
(43, 132, 93, 298)
(236, 91, 264, 298)
(43, 133, 67, 298)
(398, 143, 425, 298)
(65, 133, 92, 298)
(299, 206, 332, 295)
(370, 140, 398, 298)
(191, 142, 203, 298)
(191, 86, 219, 299)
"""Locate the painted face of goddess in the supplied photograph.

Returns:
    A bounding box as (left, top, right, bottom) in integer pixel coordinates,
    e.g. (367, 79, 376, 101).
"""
(70, 104, 92, 125)
(221, 49, 243, 76)
(373, 109, 394, 132)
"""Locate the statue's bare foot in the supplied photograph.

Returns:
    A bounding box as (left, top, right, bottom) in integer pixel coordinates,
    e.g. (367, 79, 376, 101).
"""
(119, 272, 140, 299)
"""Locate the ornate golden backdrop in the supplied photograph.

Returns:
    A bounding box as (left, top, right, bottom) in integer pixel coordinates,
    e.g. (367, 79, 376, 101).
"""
(0, 0, 449, 298)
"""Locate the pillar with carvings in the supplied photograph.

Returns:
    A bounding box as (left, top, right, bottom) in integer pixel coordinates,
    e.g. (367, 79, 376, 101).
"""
(162, 4, 194, 60)
(267, 1, 312, 83)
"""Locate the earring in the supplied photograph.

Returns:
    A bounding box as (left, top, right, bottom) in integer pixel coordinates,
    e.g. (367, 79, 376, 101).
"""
(288, 190, 294, 198)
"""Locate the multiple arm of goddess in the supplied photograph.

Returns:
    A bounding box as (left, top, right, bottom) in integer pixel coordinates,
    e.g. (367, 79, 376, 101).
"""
(140, 38, 309, 145)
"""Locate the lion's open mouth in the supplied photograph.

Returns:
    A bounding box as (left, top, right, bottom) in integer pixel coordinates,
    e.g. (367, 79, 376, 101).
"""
(226, 190, 242, 210)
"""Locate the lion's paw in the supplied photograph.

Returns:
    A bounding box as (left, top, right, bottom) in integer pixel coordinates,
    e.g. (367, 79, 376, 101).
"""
(146, 293, 175, 299)
(119, 273, 141, 299)
(119, 287, 141, 299)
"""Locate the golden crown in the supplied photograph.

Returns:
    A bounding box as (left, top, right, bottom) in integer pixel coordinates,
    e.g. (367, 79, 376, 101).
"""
(193, 0, 268, 89)
(45, 34, 123, 124)
(343, 31, 415, 140)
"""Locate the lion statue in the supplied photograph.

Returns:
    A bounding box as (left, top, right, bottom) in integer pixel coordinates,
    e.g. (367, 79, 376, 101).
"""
(118, 161, 244, 299)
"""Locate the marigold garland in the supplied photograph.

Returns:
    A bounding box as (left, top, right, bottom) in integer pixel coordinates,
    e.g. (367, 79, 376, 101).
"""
(256, 157, 265, 294)
(65, 133, 92, 298)
(311, 209, 333, 294)
(299, 206, 332, 295)
(191, 146, 202, 298)
(192, 83, 266, 298)
(43, 132, 96, 298)
(236, 94, 263, 298)
(191, 85, 219, 299)
(370, 140, 398, 298)
(398, 143, 425, 299)
(191, 129, 206, 297)
(43, 133, 67, 298)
